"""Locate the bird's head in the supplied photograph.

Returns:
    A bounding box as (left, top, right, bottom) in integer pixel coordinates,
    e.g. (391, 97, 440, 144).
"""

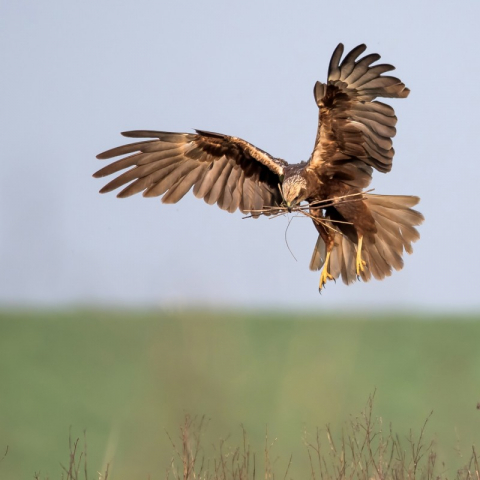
(281, 175, 308, 211)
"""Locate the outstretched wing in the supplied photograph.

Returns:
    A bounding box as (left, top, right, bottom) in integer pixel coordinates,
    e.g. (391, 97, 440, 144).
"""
(94, 130, 287, 215)
(308, 43, 410, 188)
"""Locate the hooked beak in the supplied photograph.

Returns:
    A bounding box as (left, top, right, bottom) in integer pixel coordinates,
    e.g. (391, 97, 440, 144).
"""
(286, 201, 293, 213)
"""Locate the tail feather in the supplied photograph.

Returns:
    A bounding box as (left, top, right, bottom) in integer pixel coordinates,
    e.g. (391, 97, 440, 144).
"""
(374, 219, 405, 255)
(364, 194, 420, 208)
(367, 194, 423, 255)
(309, 235, 326, 271)
(372, 204, 423, 228)
(329, 237, 342, 279)
(309, 194, 423, 286)
(373, 226, 404, 270)
(364, 241, 393, 280)
(340, 235, 358, 284)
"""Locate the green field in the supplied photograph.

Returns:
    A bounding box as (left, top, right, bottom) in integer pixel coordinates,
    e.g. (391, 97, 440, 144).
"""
(1, 310, 479, 478)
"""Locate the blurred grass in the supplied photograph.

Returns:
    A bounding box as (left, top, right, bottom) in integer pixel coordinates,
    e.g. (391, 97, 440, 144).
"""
(0, 310, 479, 478)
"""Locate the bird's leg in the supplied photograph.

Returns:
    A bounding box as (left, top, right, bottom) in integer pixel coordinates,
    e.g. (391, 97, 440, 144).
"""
(309, 205, 336, 292)
(319, 249, 334, 291)
(356, 235, 366, 277)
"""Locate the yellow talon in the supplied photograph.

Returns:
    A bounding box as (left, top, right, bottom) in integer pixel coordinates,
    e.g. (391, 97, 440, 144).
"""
(356, 235, 367, 276)
(319, 251, 334, 290)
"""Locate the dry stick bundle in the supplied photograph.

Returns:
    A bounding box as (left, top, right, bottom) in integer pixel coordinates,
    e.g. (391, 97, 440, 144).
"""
(243, 189, 375, 237)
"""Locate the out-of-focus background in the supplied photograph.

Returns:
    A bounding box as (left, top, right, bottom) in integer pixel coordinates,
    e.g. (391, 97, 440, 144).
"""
(1, 0, 480, 478)
(2, 311, 480, 479)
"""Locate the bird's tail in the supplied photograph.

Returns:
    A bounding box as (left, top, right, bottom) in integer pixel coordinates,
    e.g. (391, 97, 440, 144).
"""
(309, 194, 424, 284)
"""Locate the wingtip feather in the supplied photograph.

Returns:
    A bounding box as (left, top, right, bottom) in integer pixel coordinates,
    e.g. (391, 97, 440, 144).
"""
(328, 43, 345, 81)
(122, 130, 154, 138)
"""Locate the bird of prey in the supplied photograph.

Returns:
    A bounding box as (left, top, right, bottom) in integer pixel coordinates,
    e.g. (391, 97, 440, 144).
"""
(94, 43, 423, 291)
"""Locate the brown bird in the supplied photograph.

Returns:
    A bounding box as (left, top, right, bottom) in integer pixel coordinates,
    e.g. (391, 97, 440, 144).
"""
(94, 43, 423, 291)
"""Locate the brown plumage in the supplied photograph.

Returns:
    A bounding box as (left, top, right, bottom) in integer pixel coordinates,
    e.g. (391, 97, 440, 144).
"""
(94, 43, 423, 292)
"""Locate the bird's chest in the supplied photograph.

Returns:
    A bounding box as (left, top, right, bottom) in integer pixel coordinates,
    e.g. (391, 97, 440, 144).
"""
(306, 173, 353, 203)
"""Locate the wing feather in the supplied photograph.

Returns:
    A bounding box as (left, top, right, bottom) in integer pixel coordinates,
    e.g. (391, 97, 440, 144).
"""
(217, 165, 240, 211)
(230, 169, 245, 213)
(339, 44, 367, 81)
(205, 160, 234, 206)
(117, 163, 179, 198)
(343, 53, 381, 84)
(196, 156, 229, 201)
(308, 44, 409, 186)
(354, 101, 396, 118)
(99, 156, 184, 194)
(328, 43, 344, 82)
(94, 152, 143, 178)
(349, 65, 396, 88)
(241, 177, 255, 213)
(96, 140, 159, 159)
(95, 130, 287, 215)
(143, 160, 199, 198)
(161, 165, 208, 204)
(253, 182, 264, 212)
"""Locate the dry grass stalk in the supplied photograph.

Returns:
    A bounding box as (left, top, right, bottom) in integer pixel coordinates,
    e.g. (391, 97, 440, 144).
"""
(165, 415, 267, 480)
(28, 397, 480, 480)
(166, 397, 479, 480)
(33, 430, 109, 480)
(301, 394, 480, 480)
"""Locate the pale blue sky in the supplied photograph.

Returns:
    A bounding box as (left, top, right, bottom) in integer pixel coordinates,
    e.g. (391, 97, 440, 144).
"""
(1, 0, 479, 309)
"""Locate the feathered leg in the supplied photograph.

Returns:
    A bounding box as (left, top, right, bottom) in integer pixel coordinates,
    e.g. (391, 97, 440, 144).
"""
(309, 207, 336, 292)
(331, 195, 375, 280)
